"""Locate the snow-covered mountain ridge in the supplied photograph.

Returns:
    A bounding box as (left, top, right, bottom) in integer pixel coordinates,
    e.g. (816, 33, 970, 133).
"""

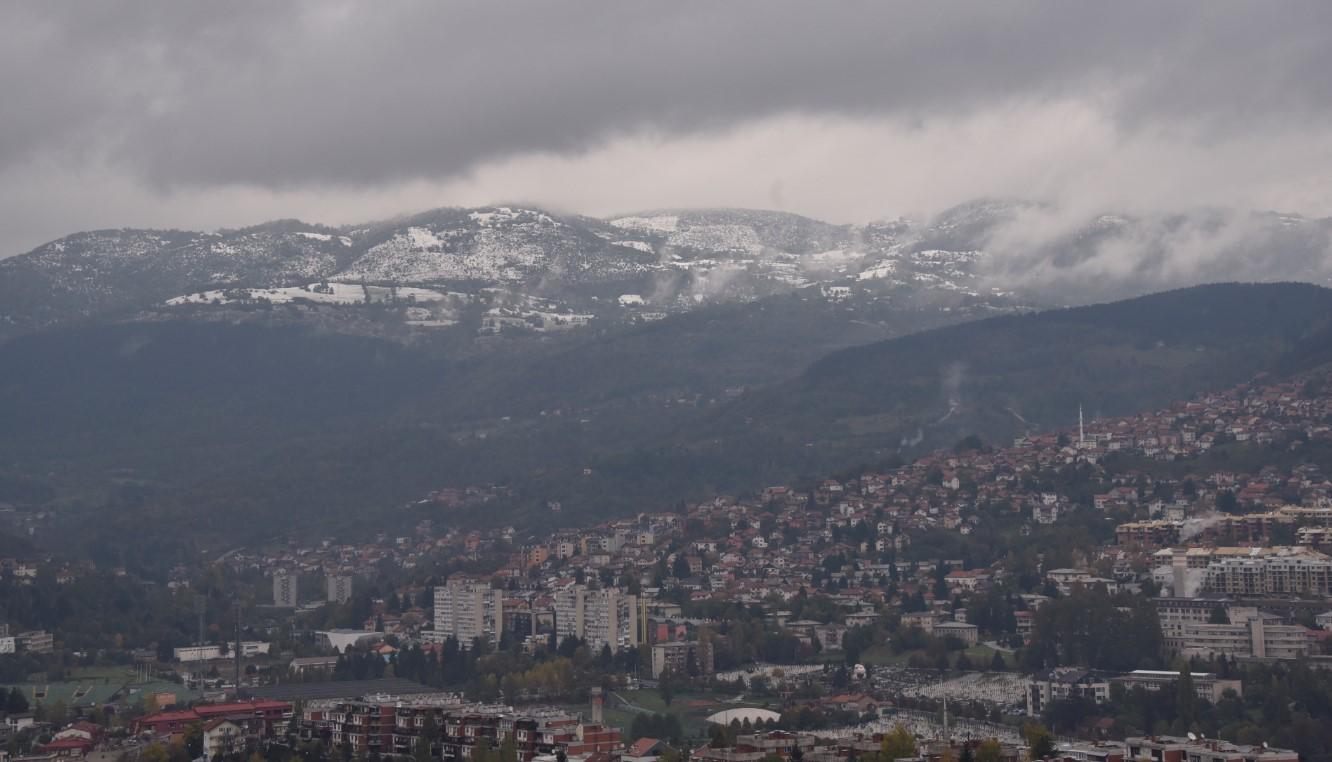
(3, 202, 1329, 338)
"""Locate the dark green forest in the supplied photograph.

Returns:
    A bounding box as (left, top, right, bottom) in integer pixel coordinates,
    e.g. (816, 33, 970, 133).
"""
(0, 283, 1330, 560)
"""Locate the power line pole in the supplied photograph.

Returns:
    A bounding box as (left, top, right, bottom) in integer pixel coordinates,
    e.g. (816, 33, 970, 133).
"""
(235, 600, 243, 699)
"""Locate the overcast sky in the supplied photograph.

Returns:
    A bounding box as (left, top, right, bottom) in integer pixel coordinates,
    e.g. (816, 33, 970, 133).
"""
(4, 2, 1332, 256)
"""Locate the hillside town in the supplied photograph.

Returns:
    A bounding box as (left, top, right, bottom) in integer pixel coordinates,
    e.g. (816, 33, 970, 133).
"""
(4, 373, 1332, 762)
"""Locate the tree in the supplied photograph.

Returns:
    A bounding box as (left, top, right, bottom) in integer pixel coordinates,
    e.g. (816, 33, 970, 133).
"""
(499, 733, 518, 762)
(975, 740, 1004, 762)
(673, 555, 691, 579)
(1174, 664, 1196, 730)
(989, 652, 1007, 671)
(1023, 724, 1055, 760)
(416, 713, 439, 762)
(659, 667, 675, 706)
(5, 687, 28, 714)
(880, 725, 917, 761)
(184, 722, 204, 760)
(45, 699, 69, 729)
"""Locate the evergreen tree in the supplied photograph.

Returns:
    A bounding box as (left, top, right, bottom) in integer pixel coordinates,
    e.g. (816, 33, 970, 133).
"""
(6, 687, 27, 714)
(499, 733, 517, 762)
(1175, 664, 1196, 730)
(659, 667, 675, 706)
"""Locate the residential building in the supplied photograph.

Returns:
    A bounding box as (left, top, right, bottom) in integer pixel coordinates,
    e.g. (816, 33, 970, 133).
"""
(1125, 736, 1297, 762)
(650, 640, 714, 679)
(1026, 669, 1110, 717)
(327, 575, 353, 604)
(133, 701, 292, 737)
(1179, 613, 1311, 660)
(1153, 597, 1235, 652)
(15, 630, 51, 654)
(553, 584, 638, 653)
(202, 718, 254, 758)
(273, 573, 298, 608)
(434, 578, 504, 648)
(932, 621, 979, 646)
(298, 695, 621, 761)
(1109, 670, 1242, 703)
(1202, 549, 1332, 596)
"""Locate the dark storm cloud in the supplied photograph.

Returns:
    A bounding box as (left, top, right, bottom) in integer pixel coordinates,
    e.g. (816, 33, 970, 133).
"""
(4, 2, 1331, 190)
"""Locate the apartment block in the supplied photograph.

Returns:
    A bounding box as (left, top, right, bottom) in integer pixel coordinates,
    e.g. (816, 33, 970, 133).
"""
(1125, 736, 1296, 762)
(327, 575, 353, 605)
(1179, 613, 1310, 660)
(553, 584, 638, 653)
(434, 578, 504, 648)
(273, 573, 298, 608)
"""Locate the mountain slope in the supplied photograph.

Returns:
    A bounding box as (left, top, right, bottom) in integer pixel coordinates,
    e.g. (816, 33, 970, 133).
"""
(703, 282, 1332, 468)
(0, 203, 1030, 340)
(0, 223, 350, 335)
(0, 283, 1329, 560)
(7, 202, 1332, 342)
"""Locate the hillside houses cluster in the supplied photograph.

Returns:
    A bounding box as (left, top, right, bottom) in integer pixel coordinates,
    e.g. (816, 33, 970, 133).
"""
(212, 376, 1332, 666)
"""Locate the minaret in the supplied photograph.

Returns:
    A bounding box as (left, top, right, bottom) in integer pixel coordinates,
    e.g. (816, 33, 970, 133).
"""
(1079, 405, 1085, 446)
(942, 687, 950, 741)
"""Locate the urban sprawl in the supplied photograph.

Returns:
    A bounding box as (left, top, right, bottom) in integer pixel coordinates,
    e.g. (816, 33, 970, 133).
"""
(6, 375, 1332, 762)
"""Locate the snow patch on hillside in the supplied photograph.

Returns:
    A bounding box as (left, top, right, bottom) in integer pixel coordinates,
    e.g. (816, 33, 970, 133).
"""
(613, 240, 654, 253)
(667, 224, 763, 254)
(166, 282, 446, 306)
(609, 215, 679, 233)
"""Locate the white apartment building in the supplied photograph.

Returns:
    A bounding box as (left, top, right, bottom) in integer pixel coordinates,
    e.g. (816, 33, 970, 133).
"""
(1154, 597, 1242, 652)
(553, 584, 638, 653)
(173, 641, 270, 662)
(1180, 613, 1310, 660)
(1202, 548, 1332, 596)
(273, 573, 298, 608)
(327, 575, 353, 604)
(433, 578, 504, 648)
(1110, 670, 1242, 702)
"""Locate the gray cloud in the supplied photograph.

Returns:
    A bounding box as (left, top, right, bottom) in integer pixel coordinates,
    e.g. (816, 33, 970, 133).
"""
(4, 2, 1332, 188)
(3, 2, 1332, 255)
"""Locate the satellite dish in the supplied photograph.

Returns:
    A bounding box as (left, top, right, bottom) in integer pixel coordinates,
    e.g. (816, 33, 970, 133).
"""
(1263, 743, 1269, 750)
(1188, 733, 1197, 742)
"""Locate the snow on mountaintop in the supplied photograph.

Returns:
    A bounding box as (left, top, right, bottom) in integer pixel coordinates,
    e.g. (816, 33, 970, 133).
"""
(340, 207, 654, 285)
(0, 201, 1104, 338)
